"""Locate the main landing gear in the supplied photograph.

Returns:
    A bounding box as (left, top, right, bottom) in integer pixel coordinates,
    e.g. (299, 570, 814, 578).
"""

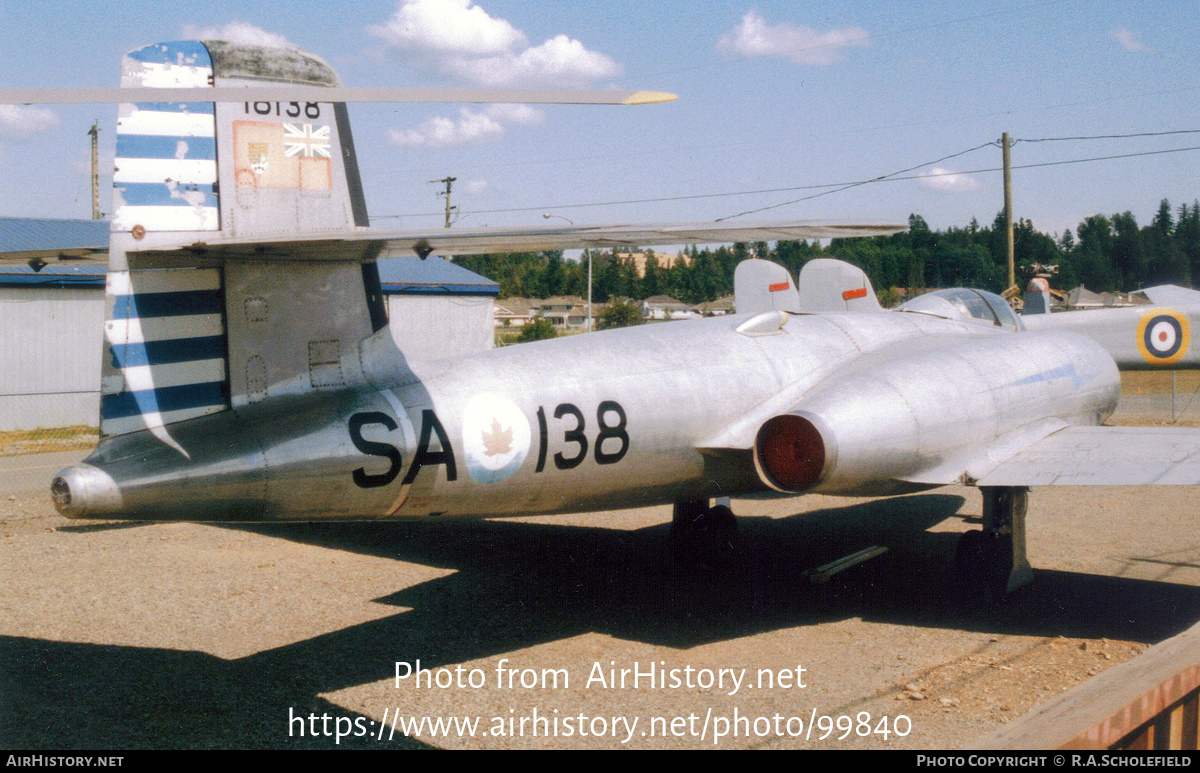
(955, 486, 1034, 601)
(670, 496, 739, 571)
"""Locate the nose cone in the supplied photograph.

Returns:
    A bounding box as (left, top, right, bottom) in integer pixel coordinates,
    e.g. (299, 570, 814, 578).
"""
(51, 464, 124, 519)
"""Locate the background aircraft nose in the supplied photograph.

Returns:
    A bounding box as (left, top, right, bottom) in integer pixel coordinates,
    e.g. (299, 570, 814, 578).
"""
(51, 464, 123, 519)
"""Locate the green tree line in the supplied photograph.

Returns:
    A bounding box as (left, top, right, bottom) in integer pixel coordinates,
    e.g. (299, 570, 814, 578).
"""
(452, 199, 1200, 304)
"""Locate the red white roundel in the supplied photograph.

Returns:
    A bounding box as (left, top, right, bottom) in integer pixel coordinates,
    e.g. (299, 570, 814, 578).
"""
(1136, 309, 1190, 366)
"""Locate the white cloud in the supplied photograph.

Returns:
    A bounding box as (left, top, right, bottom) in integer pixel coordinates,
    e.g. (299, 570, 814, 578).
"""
(466, 180, 488, 195)
(388, 104, 545, 147)
(717, 11, 869, 66)
(481, 103, 544, 126)
(444, 34, 622, 87)
(918, 167, 981, 193)
(1110, 28, 1154, 53)
(368, 0, 524, 56)
(0, 105, 60, 141)
(368, 0, 621, 87)
(181, 21, 294, 48)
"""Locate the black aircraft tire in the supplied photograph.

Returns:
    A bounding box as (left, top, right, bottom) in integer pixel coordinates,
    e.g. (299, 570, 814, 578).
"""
(984, 535, 1015, 603)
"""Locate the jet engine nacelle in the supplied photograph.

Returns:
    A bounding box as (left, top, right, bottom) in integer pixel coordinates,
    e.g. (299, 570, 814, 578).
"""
(752, 330, 1121, 496)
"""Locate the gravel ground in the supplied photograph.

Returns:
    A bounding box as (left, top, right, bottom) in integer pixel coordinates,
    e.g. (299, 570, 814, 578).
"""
(5, 376, 1200, 751)
(2, 444, 1198, 749)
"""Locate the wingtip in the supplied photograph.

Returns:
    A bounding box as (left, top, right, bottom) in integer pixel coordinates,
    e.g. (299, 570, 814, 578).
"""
(623, 91, 678, 105)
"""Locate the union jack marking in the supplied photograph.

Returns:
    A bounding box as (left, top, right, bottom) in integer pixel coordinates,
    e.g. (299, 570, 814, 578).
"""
(283, 123, 331, 158)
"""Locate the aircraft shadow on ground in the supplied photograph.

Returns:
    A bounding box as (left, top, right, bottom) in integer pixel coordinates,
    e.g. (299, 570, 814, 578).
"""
(6, 493, 1200, 748)
(55, 520, 153, 534)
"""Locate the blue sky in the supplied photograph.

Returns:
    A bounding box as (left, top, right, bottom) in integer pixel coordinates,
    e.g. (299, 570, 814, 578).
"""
(1, 0, 1197, 238)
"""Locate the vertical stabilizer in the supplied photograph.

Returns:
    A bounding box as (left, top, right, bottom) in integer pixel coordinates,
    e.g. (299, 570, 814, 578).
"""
(796, 258, 881, 312)
(101, 41, 379, 443)
(1023, 276, 1052, 315)
(733, 259, 801, 315)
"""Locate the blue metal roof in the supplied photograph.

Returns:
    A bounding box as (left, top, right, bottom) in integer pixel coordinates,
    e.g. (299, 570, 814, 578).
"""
(0, 217, 108, 256)
(0, 263, 107, 288)
(378, 256, 499, 296)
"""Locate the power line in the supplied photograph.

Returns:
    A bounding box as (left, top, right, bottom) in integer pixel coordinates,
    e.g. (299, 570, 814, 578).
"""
(717, 145, 1200, 221)
(371, 142, 996, 221)
(372, 144, 1200, 223)
(370, 180, 857, 221)
(714, 142, 997, 222)
(369, 86, 1200, 182)
(1017, 128, 1200, 143)
(969, 143, 1200, 173)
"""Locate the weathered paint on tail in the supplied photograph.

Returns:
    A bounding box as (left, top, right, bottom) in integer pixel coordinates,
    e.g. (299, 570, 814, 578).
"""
(113, 41, 220, 233)
(101, 41, 379, 443)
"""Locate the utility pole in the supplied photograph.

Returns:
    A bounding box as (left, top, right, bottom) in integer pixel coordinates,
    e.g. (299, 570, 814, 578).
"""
(89, 120, 101, 220)
(430, 176, 457, 228)
(1002, 132, 1014, 290)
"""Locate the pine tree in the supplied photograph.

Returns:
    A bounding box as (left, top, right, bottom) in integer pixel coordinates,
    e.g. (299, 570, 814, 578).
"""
(1111, 211, 1143, 290)
(1177, 202, 1200, 285)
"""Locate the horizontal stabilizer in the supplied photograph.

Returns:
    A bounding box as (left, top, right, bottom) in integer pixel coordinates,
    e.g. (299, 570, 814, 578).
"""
(126, 222, 907, 264)
(977, 426, 1200, 486)
(0, 86, 677, 106)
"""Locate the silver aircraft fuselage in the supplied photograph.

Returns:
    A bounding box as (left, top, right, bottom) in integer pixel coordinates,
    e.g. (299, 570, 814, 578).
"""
(55, 308, 1119, 521)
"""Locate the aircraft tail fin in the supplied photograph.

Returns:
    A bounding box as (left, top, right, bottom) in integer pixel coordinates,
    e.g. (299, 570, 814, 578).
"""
(1022, 277, 1052, 315)
(795, 258, 881, 312)
(102, 41, 380, 443)
(733, 259, 801, 315)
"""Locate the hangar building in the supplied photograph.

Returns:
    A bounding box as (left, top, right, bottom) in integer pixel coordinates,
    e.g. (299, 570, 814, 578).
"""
(0, 217, 497, 432)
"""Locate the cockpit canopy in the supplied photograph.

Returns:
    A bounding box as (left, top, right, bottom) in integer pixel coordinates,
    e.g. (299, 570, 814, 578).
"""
(896, 288, 1022, 331)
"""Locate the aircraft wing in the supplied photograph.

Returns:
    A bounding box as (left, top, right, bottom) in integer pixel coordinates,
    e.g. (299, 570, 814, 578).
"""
(119, 221, 907, 263)
(976, 426, 1200, 486)
(0, 86, 676, 106)
(0, 221, 905, 267)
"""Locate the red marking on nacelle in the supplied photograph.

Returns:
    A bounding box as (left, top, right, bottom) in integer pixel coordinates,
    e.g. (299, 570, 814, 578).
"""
(768, 281, 790, 292)
(842, 286, 868, 300)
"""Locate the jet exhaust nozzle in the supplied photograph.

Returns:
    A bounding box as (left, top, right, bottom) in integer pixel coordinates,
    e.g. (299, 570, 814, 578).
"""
(754, 412, 834, 493)
(51, 464, 123, 519)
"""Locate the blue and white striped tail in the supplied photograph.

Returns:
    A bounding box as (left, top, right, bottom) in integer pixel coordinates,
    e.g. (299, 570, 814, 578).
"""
(102, 42, 228, 442)
(101, 268, 228, 440)
(112, 41, 219, 233)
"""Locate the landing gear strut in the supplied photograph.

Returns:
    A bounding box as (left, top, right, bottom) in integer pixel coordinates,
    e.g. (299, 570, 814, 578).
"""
(670, 496, 738, 570)
(956, 486, 1033, 600)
